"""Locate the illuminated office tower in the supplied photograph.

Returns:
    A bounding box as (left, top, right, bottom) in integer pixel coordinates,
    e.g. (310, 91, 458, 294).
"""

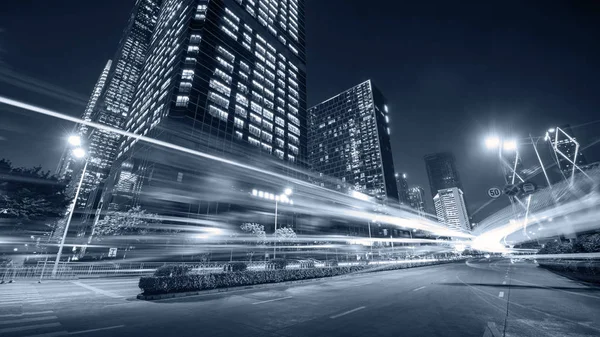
(433, 187, 470, 231)
(58, 0, 162, 210)
(547, 125, 588, 179)
(308, 80, 398, 202)
(106, 0, 307, 209)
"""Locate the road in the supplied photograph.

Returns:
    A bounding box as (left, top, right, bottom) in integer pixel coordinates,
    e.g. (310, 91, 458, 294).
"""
(1, 258, 599, 337)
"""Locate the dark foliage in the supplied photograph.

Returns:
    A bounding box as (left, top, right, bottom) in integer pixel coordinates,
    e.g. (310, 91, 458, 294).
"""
(0, 159, 70, 225)
(267, 258, 288, 270)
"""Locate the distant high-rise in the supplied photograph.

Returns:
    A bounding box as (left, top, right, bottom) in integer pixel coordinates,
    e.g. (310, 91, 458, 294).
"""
(395, 173, 410, 206)
(308, 80, 398, 202)
(59, 0, 162, 209)
(547, 125, 588, 179)
(408, 186, 426, 214)
(433, 187, 470, 231)
(424, 152, 463, 199)
(105, 0, 307, 209)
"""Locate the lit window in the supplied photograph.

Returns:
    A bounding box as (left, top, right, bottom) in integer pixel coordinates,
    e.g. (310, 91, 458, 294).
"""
(249, 124, 261, 136)
(176, 96, 189, 107)
(208, 105, 229, 121)
(275, 127, 284, 137)
(251, 101, 262, 114)
(275, 149, 284, 159)
(288, 123, 300, 135)
(275, 116, 285, 127)
(235, 130, 243, 139)
(210, 79, 231, 97)
(234, 117, 244, 129)
(214, 68, 232, 84)
(237, 82, 248, 94)
(263, 109, 274, 121)
(179, 82, 192, 93)
(235, 105, 247, 118)
(217, 46, 236, 62)
(221, 26, 237, 40)
(236, 93, 249, 107)
(208, 92, 229, 109)
(248, 136, 260, 146)
(182, 69, 194, 80)
(276, 138, 284, 148)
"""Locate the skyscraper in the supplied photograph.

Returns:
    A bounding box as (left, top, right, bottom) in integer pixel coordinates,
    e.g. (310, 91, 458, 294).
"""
(547, 125, 588, 179)
(424, 152, 463, 199)
(433, 187, 470, 231)
(57, 60, 112, 182)
(308, 80, 398, 202)
(395, 172, 410, 206)
(105, 0, 307, 210)
(408, 186, 426, 214)
(58, 0, 162, 209)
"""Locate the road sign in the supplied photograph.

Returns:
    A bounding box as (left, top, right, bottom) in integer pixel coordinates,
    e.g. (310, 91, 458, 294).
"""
(108, 248, 118, 258)
(487, 187, 502, 198)
(520, 181, 537, 195)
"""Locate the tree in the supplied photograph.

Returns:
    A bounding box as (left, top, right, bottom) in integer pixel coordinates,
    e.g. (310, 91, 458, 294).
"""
(93, 206, 162, 241)
(274, 227, 297, 242)
(240, 223, 266, 245)
(0, 159, 70, 227)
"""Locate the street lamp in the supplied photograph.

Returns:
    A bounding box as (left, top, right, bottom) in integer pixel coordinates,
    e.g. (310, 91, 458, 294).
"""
(251, 187, 293, 258)
(51, 135, 88, 278)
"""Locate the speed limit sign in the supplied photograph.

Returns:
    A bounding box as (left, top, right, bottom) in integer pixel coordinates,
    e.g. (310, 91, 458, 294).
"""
(487, 187, 502, 198)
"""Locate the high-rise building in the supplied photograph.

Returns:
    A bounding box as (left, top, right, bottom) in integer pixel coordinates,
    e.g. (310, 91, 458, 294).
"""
(424, 152, 463, 200)
(58, 0, 162, 210)
(433, 187, 470, 231)
(408, 186, 426, 214)
(57, 60, 112, 182)
(547, 125, 588, 178)
(395, 172, 410, 206)
(307, 80, 398, 202)
(105, 0, 307, 210)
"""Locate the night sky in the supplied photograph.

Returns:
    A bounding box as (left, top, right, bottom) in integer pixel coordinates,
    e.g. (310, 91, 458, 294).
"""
(1, 1, 599, 219)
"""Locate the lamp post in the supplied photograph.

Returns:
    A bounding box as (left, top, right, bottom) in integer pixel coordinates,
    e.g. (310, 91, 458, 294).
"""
(251, 187, 293, 259)
(52, 136, 87, 278)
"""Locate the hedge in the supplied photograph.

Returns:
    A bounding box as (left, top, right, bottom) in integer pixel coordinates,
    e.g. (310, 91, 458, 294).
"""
(139, 266, 365, 295)
(224, 262, 247, 272)
(538, 260, 600, 284)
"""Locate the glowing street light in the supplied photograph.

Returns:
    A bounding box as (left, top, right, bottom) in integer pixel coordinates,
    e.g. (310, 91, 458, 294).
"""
(502, 140, 517, 151)
(68, 135, 82, 146)
(52, 136, 88, 278)
(485, 136, 501, 149)
(72, 147, 86, 159)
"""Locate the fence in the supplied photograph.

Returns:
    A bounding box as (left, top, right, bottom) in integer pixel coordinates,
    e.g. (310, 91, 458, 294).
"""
(0, 257, 460, 281)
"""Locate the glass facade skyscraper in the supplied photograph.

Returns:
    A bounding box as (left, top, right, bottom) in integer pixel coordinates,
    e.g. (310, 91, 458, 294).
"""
(105, 0, 307, 210)
(408, 186, 426, 214)
(433, 187, 470, 231)
(58, 0, 162, 210)
(424, 152, 463, 200)
(548, 125, 588, 178)
(308, 80, 398, 202)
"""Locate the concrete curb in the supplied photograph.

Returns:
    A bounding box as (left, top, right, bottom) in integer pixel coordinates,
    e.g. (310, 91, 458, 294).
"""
(136, 260, 463, 301)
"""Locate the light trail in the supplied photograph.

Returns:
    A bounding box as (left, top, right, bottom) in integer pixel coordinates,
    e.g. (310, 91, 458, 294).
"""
(0, 95, 471, 240)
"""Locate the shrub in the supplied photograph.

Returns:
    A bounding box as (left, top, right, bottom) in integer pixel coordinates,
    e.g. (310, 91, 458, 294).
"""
(139, 265, 366, 295)
(154, 265, 190, 277)
(267, 258, 288, 270)
(224, 262, 247, 272)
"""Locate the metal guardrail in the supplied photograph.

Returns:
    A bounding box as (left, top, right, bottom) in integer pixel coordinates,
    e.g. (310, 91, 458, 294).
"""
(0, 257, 461, 281)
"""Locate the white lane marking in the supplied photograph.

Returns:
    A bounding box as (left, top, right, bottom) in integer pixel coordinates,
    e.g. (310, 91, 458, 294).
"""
(0, 322, 61, 334)
(330, 306, 366, 319)
(68, 325, 125, 335)
(483, 322, 503, 337)
(502, 281, 507, 285)
(0, 316, 57, 325)
(498, 292, 504, 298)
(0, 311, 54, 318)
(70, 281, 123, 299)
(25, 331, 68, 337)
(252, 296, 293, 305)
(0, 299, 46, 305)
(413, 286, 426, 292)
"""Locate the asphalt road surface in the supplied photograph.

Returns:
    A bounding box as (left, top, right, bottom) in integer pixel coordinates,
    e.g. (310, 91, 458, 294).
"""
(1, 258, 599, 337)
